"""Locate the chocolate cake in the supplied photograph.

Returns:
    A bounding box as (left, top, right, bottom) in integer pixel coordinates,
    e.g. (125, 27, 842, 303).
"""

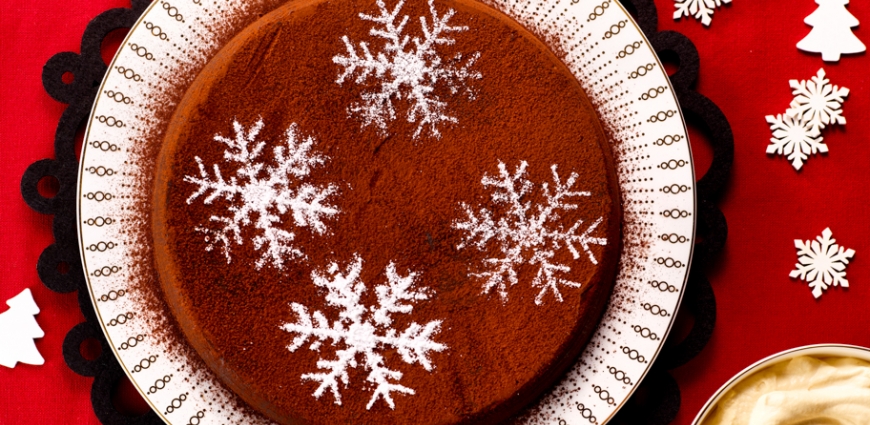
(151, 0, 621, 423)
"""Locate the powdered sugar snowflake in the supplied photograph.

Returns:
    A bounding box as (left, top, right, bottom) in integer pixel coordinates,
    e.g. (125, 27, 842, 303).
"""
(281, 255, 446, 409)
(787, 68, 850, 132)
(790, 228, 855, 299)
(333, 0, 481, 139)
(454, 161, 607, 305)
(765, 113, 826, 171)
(674, 0, 731, 26)
(185, 119, 339, 269)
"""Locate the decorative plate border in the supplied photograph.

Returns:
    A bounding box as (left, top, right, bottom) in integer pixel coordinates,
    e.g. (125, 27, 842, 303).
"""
(71, 0, 694, 424)
(15, 0, 733, 424)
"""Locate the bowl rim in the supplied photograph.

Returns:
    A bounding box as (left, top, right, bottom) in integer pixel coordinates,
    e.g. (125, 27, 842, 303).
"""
(691, 343, 870, 425)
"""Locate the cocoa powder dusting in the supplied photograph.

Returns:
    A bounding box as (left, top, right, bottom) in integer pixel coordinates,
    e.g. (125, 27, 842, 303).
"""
(120, 0, 293, 421)
(138, 0, 621, 424)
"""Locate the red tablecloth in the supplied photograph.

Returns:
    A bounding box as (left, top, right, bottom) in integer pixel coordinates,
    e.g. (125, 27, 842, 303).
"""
(2, 0, 868, 423)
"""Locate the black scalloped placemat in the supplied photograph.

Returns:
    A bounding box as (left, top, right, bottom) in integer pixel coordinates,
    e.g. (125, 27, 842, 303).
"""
(20, 0, 732, 423)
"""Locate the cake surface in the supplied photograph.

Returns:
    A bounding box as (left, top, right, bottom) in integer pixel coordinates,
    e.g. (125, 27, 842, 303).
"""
(152, 0, 621, 423)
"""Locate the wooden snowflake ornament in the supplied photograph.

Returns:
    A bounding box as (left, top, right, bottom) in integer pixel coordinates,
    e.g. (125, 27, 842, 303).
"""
(790, 228, 855, 299)
(787, 68, 849, 132)
(674, 0, 731, 27)
(765, 113, 825, 171)
(766, 68, 848, 170)
(797, 0, 865, 62)
(0, 288, 45, 368)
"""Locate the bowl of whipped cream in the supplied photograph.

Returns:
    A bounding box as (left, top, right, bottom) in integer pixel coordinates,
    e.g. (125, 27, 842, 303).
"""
(693, 344, 870, 425)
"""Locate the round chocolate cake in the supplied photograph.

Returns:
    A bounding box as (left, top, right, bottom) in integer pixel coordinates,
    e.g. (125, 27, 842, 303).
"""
(152, 0, 621, 423)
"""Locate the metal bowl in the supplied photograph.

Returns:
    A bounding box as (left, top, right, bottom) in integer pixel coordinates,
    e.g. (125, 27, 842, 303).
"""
(692, 343, 870, 425)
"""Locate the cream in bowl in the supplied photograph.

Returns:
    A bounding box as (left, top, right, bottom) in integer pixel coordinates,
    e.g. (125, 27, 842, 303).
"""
(694, 344, 870, 425)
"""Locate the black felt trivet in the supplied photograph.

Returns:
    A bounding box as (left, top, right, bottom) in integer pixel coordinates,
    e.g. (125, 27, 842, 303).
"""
(20, 0, 732, 423)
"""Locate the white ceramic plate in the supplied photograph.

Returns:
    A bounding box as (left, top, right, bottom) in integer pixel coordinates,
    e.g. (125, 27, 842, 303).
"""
(76, 0, 695, 423)
(692, 344, 870, 425)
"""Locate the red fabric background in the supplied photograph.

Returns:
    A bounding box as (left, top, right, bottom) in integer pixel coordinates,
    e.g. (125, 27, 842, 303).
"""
(1, 0, 868, 424)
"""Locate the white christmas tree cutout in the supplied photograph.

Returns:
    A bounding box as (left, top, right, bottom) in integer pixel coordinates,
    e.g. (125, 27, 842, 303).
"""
(333, 0, 482, 139)
(790, 228, 855, 299)
(281, 255, 446, 409)
(674, 0, 731, 27)
(454, 161, 607, 305)
(185, 119, 339, 270)
(0, 288, 45, 368)
(766, 68, 849, 170)
(797, 0, 865, 62)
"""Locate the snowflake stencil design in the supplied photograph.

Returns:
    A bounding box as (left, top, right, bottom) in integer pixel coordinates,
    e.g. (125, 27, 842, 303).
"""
(674, 0, 731, 26)
(333, 0, 481, 139)
(281, 255, 446, 409)
(185, 119, 339, 269)
(790, 228, 855, 299)
(454, 161, 607, 305)
(765, 113, 826, 171)
(787, 68, 850, 132)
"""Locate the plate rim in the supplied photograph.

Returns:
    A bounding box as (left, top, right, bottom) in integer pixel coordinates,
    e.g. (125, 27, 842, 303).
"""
(75, 0, 177, 421)
(594, 1, 697, 422)
(75, 0, 698, 423)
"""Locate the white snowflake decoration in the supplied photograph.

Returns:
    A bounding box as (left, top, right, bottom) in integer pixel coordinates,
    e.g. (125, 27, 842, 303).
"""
(454, 161, 607, 305)
(185, 119, 339, 269)
(765, 113, 826, 171)
(674, 0, 731, 26)
(333, 0, 481, 139)
(281, 255, 446, 409)
(790, 228, 855, 299)
(787, 68, 849, 132)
